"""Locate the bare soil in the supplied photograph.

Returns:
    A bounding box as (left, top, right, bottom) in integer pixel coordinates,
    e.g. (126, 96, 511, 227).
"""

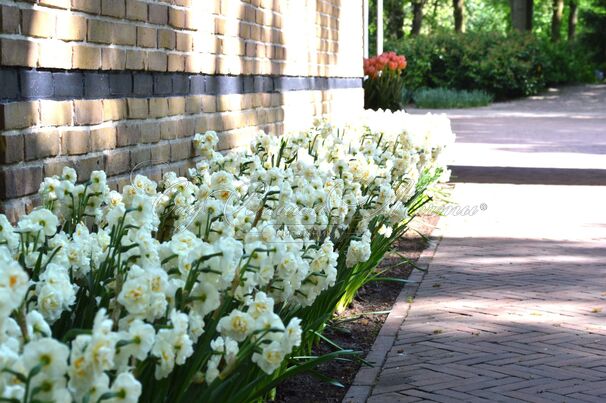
(273, 214, 439, 403)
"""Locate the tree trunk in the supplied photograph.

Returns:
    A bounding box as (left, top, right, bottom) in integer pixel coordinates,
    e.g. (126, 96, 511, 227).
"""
(526, 0, 534, 30)
(453, 0, 465, 33)
(510, 0, 533, 31)
(551, 0, 564, 41)
(411, 0, 425, 36)
(568, 0, 578, 40)
(386, 0, 405, 39)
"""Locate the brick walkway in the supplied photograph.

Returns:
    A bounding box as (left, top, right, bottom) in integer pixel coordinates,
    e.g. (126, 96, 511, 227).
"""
(346, 86, 606, 402)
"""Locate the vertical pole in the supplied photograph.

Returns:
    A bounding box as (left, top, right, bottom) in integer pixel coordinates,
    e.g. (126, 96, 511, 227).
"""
(377, 0, 383, 55)
(363, 0, 369, 58)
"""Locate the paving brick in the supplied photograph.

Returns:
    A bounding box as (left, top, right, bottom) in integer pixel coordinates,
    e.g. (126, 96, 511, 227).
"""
(362, 178, 606, 402)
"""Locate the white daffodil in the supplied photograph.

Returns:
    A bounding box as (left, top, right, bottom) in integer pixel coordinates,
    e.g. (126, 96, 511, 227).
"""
(107, 372, 142, 403)
(217, 310, 254, 342)
(21, 338, 69, 378)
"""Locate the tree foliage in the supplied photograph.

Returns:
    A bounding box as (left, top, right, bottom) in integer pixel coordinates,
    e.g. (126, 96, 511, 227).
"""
(367, 0, 603, 75)
(579, 0, 606, 67)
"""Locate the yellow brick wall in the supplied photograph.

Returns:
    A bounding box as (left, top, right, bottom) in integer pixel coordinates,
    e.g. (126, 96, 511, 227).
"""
(0, 0, 365, 221)
(0, 0, 363, 76)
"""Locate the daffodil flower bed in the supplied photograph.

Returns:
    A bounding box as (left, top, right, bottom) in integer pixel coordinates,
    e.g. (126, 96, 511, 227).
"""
(0, 110, 454, 403)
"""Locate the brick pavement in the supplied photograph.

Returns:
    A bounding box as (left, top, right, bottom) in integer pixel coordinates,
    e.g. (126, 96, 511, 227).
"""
(345, 86, 606, 402)
(347, 184, 606, 402)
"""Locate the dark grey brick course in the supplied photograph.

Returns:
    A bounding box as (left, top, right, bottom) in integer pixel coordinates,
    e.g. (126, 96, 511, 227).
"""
(0, 67, 362, 102)
(172, 75, 189, 95)
(243, 76, 254, 93)
(189, 75, 205, 94)
(153, 74, 172, 95)
(215, 76, 243, 94)
(109, 73, 133, 96)
(253, 76, 273, 93)
(53, 72, 84, 99)
(0, 70, 19, 100)
(84, 73, 110, 98)
(205, 76, 217, 95)
(20, 70, 53, 99)
(133, 74, 153, 96)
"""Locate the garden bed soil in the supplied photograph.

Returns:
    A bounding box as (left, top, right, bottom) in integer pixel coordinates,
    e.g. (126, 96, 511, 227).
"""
(274, 214, 440, 403)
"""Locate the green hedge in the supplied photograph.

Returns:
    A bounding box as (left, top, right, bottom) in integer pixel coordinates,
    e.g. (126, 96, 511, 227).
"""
(413, 88, 493, 108)
(387, 32, 594, 100)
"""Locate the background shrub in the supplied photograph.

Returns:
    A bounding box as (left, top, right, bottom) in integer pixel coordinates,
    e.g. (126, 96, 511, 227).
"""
(579, 0, 606, 71)
(413, 88, 493, 108)
(386, 32, 595, 100)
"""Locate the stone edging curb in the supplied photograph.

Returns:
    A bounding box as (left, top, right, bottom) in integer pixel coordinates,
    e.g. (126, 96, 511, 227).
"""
(342, 223, 444, 403)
